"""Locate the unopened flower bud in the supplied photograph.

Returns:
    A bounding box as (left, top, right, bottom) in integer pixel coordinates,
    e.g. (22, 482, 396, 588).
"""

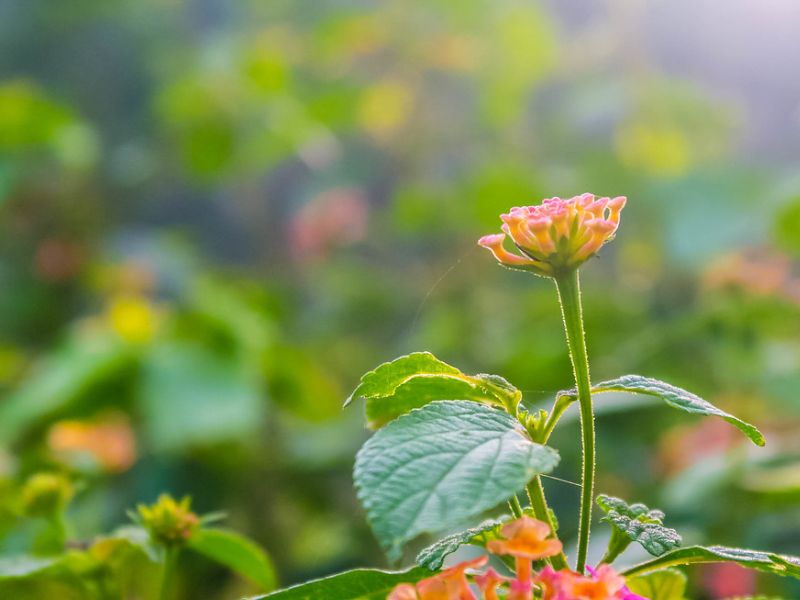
(21, 472, 74, 518)
(136, 494, 199, 547)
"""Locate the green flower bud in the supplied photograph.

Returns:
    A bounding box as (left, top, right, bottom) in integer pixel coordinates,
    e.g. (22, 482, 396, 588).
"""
(21, 472, 74, 518)
(137, 494, 199, 547)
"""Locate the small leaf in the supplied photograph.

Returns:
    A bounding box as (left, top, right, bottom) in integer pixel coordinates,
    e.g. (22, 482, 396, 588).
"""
(365, 377, 500, 429)
(250, 567, 428, 600)
(585, 375, 765, 446)
(92, 525, 160, 563)
(188, 528, 277, 592)
(624, 546, 800, 580)
(346, 352, 520, 428)
(416, 517, 508, 570)
(597, 495, 681, 557)
(346, 353, 461, 405)
(625, 568, 686, 600)
(0, 556, 57, 578)
(355, 400, 559, 560)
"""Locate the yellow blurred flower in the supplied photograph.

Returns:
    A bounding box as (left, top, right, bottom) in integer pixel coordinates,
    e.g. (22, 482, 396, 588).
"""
(615, 122, 690, 177)
(358, 80, 414, 140)
(106, 294, 159, 344)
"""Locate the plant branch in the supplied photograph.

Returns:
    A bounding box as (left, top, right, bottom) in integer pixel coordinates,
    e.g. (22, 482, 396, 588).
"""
(554, 268, 594, 573)
(527, 478, 569, 571)
(158, 546, 179, 600)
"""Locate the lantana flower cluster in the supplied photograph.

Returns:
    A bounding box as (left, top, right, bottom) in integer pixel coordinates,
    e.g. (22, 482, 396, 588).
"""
(387, 517, 645, 600)
(478, 194, 626, 276)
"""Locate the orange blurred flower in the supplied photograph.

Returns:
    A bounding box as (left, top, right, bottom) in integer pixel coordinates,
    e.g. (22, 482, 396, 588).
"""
(487, 516, 562, 583)
(474, 568, 507, 600)
(388, 556, 487, 600)
(48, 412, 137, 473)
(536, 565, 634, 600)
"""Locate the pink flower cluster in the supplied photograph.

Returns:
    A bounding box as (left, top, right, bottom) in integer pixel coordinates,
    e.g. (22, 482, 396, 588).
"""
(478, 194, 626, 276)
(387, 517, 647, 600)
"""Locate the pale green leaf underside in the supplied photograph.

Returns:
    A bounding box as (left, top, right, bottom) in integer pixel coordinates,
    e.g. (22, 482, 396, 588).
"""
(345, 352, 519, 428)
(250, 567, 428, 600)
(0, 556, 58, 579)
(416, 516, 508, 570)
(624, 546, 800, 580)
(597, 494, 681, 556)
(355, 400, 559, 561)
(568, 375, 765, 446)
(625, 568, 686, 600)
(188, 528, 277, 592)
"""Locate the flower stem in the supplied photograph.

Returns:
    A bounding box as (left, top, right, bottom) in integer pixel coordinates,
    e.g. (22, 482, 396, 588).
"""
(527, 477, 569, 571)
(158, 546, 179, 600)
(554, 268, 594, 574)
(508, 494, 524, 519)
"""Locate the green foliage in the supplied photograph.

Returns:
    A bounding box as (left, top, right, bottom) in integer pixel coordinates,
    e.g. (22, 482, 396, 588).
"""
(251, 567, 429, 600)
(415, 516, 508, 570)
(188, 528, 277, 592)
(583, 375, 765, 446)
(625, 568, 687, 600)
(354, 400, 558, 560)
(625, 546, 800, 579)
(140, 342, 265, 452)
(596, 494, 682, 557)
(346, 352, 520, 428)
(0, 331, 133, 442)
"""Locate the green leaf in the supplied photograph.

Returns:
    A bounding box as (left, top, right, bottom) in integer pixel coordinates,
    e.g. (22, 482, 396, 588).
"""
(579, 375, 765, 446)
(416, 516, 508, 570)
(0, 556, 57, 578)
(141, 342, 265, 451)
(188, 528, 277, 592)
(625, 568, 687, 600)
(346, 352, 460, 404)
(0, 331, 133, 442)
(597, 494, 681, 556)
(354, 400, 559, 561)
(346, 352, 520, 428)
(250, 567, 428, 600)
(624, 546, 800, 580)
(90, 527, 160, 599)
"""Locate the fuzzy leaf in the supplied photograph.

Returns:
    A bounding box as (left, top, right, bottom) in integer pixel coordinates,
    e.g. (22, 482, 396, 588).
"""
(624, 546, 800, 580)
(416, 517, 508, 570)
(355, 400, 559, 561)
(250, 567, 428, 599)
(597, 495, 681, 556)
(625, 568, 686, 600)
(579, 375, 765, 446)
(346, 353, 520, 428)
(189, 528, 277, 591)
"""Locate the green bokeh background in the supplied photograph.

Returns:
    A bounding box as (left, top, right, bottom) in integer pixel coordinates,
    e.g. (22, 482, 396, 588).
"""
(1, 1, 800, 597)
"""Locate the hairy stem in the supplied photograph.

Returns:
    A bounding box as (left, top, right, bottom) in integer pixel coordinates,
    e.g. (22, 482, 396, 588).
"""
(508, 494, 524, 519)
(554, 268, 594, 573)
(527, 478, 570, 571)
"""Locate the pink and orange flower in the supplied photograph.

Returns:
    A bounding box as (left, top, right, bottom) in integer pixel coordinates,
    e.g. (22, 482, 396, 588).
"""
(387, 517, 647, 600)
(478, 194, 626, 276)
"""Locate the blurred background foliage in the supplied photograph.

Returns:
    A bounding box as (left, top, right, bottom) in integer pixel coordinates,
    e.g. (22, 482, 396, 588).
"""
(1, 0, 800, 598)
